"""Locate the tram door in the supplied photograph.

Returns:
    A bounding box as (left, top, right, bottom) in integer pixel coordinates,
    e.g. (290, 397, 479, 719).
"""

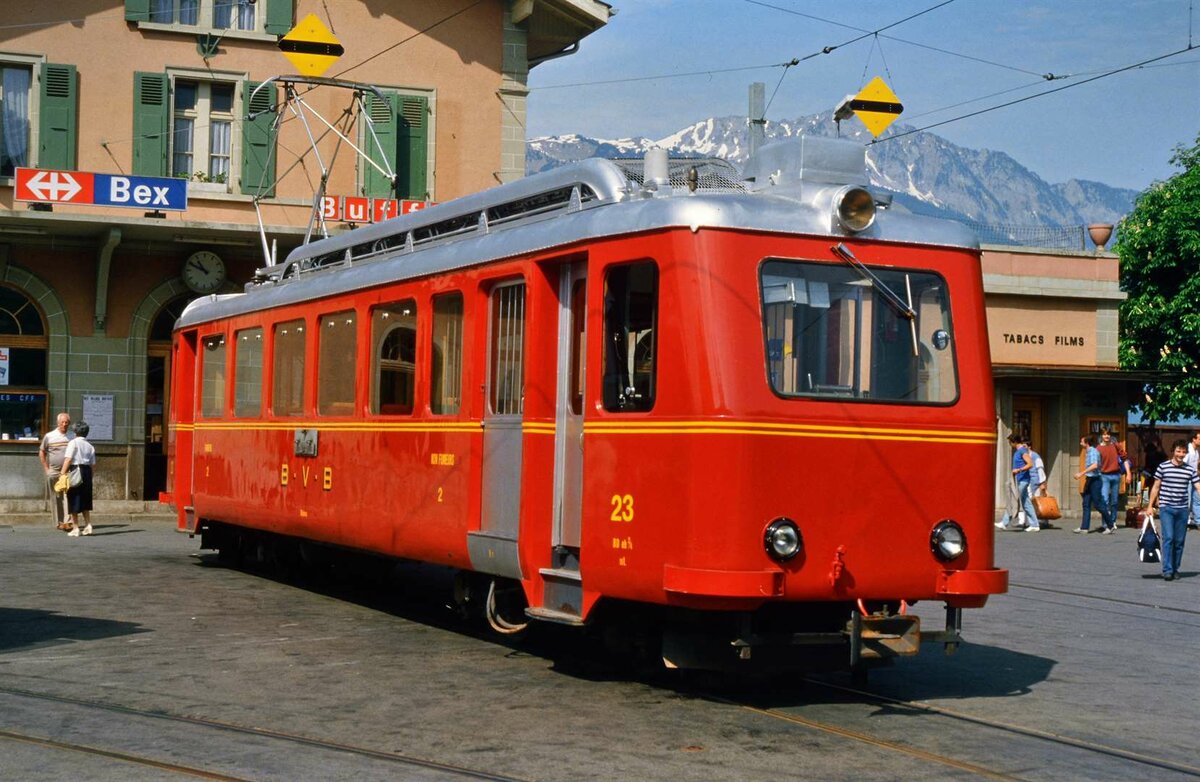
(476, 281, 527, 578)
(553, 263, 587, 556)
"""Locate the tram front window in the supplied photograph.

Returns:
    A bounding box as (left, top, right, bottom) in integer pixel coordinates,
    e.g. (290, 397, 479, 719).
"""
(760, 259, 957, 404)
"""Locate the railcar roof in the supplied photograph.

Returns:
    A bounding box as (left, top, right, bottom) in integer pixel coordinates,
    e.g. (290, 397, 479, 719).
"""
(176, 138, 977, 329)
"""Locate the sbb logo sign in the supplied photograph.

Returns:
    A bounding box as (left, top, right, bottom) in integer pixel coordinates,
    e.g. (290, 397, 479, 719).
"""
(321, 196, 432, 223)
(15, 168, 187, 211)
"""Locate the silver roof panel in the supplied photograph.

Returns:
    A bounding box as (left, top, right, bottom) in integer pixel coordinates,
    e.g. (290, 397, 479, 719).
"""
(177, 137, 978, 329)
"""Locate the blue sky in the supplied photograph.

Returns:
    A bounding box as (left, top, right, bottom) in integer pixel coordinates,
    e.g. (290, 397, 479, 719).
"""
(526, 1, 1200, 191)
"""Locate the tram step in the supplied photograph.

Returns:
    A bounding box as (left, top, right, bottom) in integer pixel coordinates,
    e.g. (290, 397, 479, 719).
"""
(526, 606, 586, 626)
(539, 567, 582, 583)
(539, 567, 583, 616)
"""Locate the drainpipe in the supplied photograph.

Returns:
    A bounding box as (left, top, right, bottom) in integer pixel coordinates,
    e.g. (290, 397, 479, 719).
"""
(94, 227, 122, 334)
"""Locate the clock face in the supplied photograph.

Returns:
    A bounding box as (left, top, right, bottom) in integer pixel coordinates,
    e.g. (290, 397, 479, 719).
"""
(182, 251, 227, 293)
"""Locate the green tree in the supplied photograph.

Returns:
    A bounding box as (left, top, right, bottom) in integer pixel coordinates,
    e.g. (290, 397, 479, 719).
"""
(1116, 133, 1200, 422)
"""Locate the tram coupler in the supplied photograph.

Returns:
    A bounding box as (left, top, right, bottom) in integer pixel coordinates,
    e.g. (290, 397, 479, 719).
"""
(919, 606, 964, 655)
(847, 610, 921, 667)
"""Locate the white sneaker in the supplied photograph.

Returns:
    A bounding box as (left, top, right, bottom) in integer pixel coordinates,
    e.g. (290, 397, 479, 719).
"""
(994, 521, 1009, 530)
(67, 526, 80, 537)
(1024, 526, 1040, 532)
(81, 524, 93, 536)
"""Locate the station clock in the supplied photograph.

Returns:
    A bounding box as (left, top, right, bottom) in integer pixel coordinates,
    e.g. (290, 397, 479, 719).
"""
(182, 250, 227, 294)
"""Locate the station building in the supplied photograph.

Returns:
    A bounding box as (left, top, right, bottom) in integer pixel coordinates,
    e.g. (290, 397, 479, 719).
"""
(0, 0, 611, 512)
(983, 239, 1156, 516)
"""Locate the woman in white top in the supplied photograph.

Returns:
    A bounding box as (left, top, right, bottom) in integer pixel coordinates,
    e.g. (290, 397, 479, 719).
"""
(61, 421, 97, 537)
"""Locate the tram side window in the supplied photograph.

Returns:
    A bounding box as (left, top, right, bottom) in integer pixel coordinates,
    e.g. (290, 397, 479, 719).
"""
(371, 300, 417, 415)
(272, 319, 305, 416)
(200, 334, 226, 418)
(760, 259, 958, 404)
(602, 262, 658, 412)
(489, 283, 525, 416)
(233, 327, 264, 417)
(431, 292, 464, 415)
(318, 310, 358, 416)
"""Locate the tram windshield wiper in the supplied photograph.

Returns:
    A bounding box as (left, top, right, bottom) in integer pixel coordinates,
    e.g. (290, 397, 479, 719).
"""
(831, 243, 919, 357)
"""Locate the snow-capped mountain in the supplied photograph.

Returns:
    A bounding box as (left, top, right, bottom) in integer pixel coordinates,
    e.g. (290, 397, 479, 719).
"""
(527, 112, 1137, 229)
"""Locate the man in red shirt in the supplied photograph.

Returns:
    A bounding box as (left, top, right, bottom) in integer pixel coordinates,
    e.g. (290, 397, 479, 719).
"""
(1096, 429, 1129, 529)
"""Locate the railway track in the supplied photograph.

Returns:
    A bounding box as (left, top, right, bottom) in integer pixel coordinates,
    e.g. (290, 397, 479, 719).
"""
(1008, 581, 1200, 619)
(0, 685, 527, 782)
(789, 678, 1200, 779)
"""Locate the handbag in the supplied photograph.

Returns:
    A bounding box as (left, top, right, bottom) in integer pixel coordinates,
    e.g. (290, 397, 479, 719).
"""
(1032, 494, 1061, 521)
(67, 466, 82, 488)
(1136, 515, 1161, 564)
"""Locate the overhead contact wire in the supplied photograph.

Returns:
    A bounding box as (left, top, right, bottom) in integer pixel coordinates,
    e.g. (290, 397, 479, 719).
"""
(874, 44, 1197, 144)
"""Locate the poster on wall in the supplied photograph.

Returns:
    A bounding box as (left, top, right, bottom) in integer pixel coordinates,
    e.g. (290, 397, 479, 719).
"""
(0, 347, 9, 385)
(82, 394, 115, 441)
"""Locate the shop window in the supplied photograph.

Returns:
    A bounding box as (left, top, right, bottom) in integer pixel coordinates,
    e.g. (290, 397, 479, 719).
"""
(431, 292, 463, 415)
(371, 300, 416, 415)
(0, 285, 48, 440)
(200, 334, 226, 418)
(233, 326, 263, 417)
(318, 310, 357, 416)
(602, 262, 657, 412)
(271, 319, 305, 416)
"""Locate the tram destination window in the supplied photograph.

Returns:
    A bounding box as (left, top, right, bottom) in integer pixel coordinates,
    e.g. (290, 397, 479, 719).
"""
(318, 310, 357, 416)
(272, 319, 305, 416)
(602, 262, 658, 412)
(431, 292, 463, 415)
(760, 259, 957, 404)
(371, 300, 416, 415)
(200, 334, 226, 417)
(233, 327, 263, 417)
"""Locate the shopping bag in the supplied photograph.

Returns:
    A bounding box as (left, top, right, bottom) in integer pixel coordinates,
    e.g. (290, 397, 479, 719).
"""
(1136, 515, 1161, 564)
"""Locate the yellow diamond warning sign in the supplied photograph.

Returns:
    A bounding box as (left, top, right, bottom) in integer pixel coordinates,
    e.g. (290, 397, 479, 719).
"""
(279, 14, 344, 77)
(849, 77, 903, 138)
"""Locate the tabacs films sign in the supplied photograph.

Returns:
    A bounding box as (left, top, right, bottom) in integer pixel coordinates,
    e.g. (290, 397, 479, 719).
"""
(15, 168, 188, 212)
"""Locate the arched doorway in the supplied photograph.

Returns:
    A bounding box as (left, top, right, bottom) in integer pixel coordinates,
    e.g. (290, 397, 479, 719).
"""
(0, 283, 49, 440)
(143, 296, 190, 500)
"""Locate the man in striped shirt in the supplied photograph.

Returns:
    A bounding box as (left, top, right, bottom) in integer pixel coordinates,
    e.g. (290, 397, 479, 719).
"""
(1148, 439, 1200, 581)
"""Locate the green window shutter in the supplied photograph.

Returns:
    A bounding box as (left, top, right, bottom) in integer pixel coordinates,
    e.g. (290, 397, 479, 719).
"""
(132, 72, 169, 176)
(397, 96, 428, 200)
(241, 81, 277, 197)
(125, 0, 150, 22)
(264, 0, 294, 35)
(362, 92, 398, 198)
(38, 63, 77, 170)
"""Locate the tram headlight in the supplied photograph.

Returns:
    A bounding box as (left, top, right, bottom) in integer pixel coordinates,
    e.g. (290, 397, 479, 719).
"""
(764, 518, 802, 562)
(834, 186, 876, 233)
(930, 520, 966, 562)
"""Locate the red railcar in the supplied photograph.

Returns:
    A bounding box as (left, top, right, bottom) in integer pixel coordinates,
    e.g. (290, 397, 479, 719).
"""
(164, 138, 1006, 672)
